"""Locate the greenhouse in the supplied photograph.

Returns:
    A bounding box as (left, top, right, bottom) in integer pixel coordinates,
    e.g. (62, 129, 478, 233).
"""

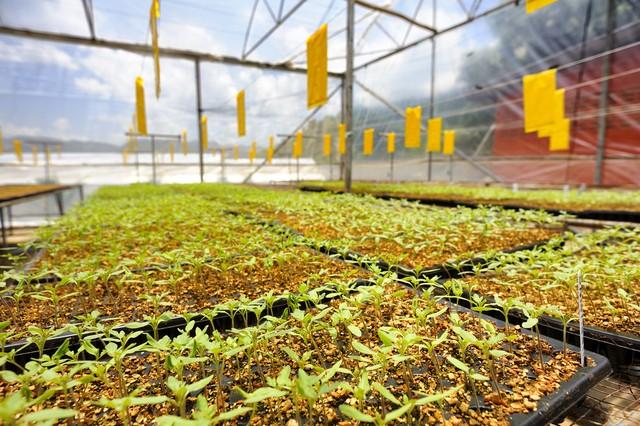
(0, 0, 639, 425)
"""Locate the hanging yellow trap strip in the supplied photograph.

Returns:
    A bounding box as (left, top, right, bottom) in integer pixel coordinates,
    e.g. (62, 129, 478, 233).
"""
(13, 140, 23, 163)
(149, 0, 161, 98)
(526, 0, 557, 14)
(442, 130, 456, 155)
(523, 69, 556, 133)
(181, 130, 188, 155)
(387, 132, 396, 154)
(32, 146, 38, 166)
(306, 24, 328, 109)
(56, 144, 62, 158)
(237, 90, 246, 137)
(427, 117, 443, 152)
(293, 131, 303, 158)
(45, 146, 51, 164)
(338, 123, 346, 155)
(122, 149, 129, 165)
(267, 136, 274, 165)
(323, 134, 331, 157)
(135, 76, 148, 135)
(169, 143, 175, 162)
(234, 144, 239, 160)
(404, 106, 422, 148)
(363, 128, 374, 156)
(249, 141, 257, 164)
(200, 115, 208, 151)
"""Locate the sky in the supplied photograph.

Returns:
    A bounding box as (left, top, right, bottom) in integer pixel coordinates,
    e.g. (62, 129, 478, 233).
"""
(0, 0, 503, 150)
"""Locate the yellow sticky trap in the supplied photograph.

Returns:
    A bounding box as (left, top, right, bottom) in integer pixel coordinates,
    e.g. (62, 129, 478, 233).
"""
(523, 69, 556, 133)
(150, 0, 161, 98)
(526, 0, 556, 14)
(538, 89, 565, 137)
(32, 146, 38, 166)
(306, 24, 328, 109)
(249, 141, 257, 164)
(338, 123, 346, 155)
(443, 130, 456, 155)
(135, 76, 148, 135)
(267, 136, 274, 165)
(387, 132, 396, 154)
(233, 144, 239, 160)
(45, 146, 51, 164)
(220, 148, 225, 161)
(549, 119, 570, 151)
(180, 130, 188, 155)
(122, 149, 128, 165)
(237, 90, 246, 137)
(210, 148, 216, 157)
(363, 128, 374, 156)
(323, 134, 331, 157)
(169, 143, 175, 162)
(200, 115, 208, 151)
(13, 140, 23, 163)
(293, 131, 303, 158)
(427, 117, 442, 152)
(404, 106, 422, 148)
(56, 144, 62, 158)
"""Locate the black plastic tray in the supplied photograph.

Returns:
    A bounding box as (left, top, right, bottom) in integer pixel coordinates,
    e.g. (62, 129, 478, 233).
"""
(298, 185, 640, 224)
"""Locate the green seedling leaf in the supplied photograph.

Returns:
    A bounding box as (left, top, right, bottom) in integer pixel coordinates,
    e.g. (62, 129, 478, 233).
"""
(372, 382, 400, 406)
(352, 340, 375, 356)
(241, 387, 287, 404)
(339, 404, 375, 423)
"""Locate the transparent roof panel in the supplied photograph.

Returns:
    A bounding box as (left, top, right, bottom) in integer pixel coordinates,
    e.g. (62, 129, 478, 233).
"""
(0, 0, 90, 37)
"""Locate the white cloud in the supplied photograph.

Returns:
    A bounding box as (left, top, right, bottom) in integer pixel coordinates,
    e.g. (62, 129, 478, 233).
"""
(53, 118, 69, 132)
(74, 77, 111, 98)
(0, 40, 78, 70)
(3, 123, 41, 137)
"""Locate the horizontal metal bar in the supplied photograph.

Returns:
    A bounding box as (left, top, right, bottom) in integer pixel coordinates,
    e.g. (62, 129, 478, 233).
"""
(355, 0, 517, 71)
(0, 26, 345, 78)
(125, 132, 181, 139)
(354, 0, 436, 33)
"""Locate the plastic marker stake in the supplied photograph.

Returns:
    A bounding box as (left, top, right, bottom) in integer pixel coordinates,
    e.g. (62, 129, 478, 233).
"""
(135, 76, 148, 135)
(577, 271, 585, 367)
(13, 140, 23, 163)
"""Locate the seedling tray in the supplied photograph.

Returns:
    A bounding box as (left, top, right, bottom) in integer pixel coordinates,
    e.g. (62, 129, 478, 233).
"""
(298, 185, 640, 224)
(433, 281, 640, 368)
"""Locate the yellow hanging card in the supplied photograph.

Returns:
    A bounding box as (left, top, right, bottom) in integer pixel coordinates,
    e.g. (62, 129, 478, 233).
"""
(538, 89, 565, 137)
(249, 141, 257, 164)
(169, 143, 175, 162)
(122, 149, 128, 165)
(306, 24, 328, 109)
(200, 115, 208, 151)
(427, 117, 442, 152)
(549, 118, 570, 151)
(237, 90, 246, 137)
(32, 146, 38, 166)
(523, 69, 556, 133)
(404, 106, 421, 148)
(526, 0, 556, 14)
(443, 130, 456, 155)
(363, 128, 374, 156)
(234, 144, 239, 160)
(135, 76, 148, 135)
(181, 130, 188, 155)
(13, 140, 23, 163)
(293, 131, 303, 158)
(267, 136, 274, 165)
(338, 123, 346, 155)
(45, 146, 51, 164)
(150, 0, 161, 98)
(323, 134, 331, 157)
(56, 144, 62, 158)
(387, 132, 396, 154)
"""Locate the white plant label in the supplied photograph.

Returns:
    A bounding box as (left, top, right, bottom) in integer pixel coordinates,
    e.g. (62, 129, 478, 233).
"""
(577, 271, 585, 367)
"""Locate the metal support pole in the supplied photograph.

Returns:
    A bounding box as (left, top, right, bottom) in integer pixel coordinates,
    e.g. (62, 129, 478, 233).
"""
(389, 152, 394, 182)
(296, 158, 300, 183)
(221, 151, 226, 182)
(344, 0, 355, 192)
(329, 154, 333, 181)
(0, 207, 5, 246)
(195, 59, 204, 183)
(427, 0, 436, 182)
(7, 206, 12, 236)
(594, 0, 615, 186)
(448, 155, 453, 182)
(136, 151, 140, 183)
(54, 192, 64, 216)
